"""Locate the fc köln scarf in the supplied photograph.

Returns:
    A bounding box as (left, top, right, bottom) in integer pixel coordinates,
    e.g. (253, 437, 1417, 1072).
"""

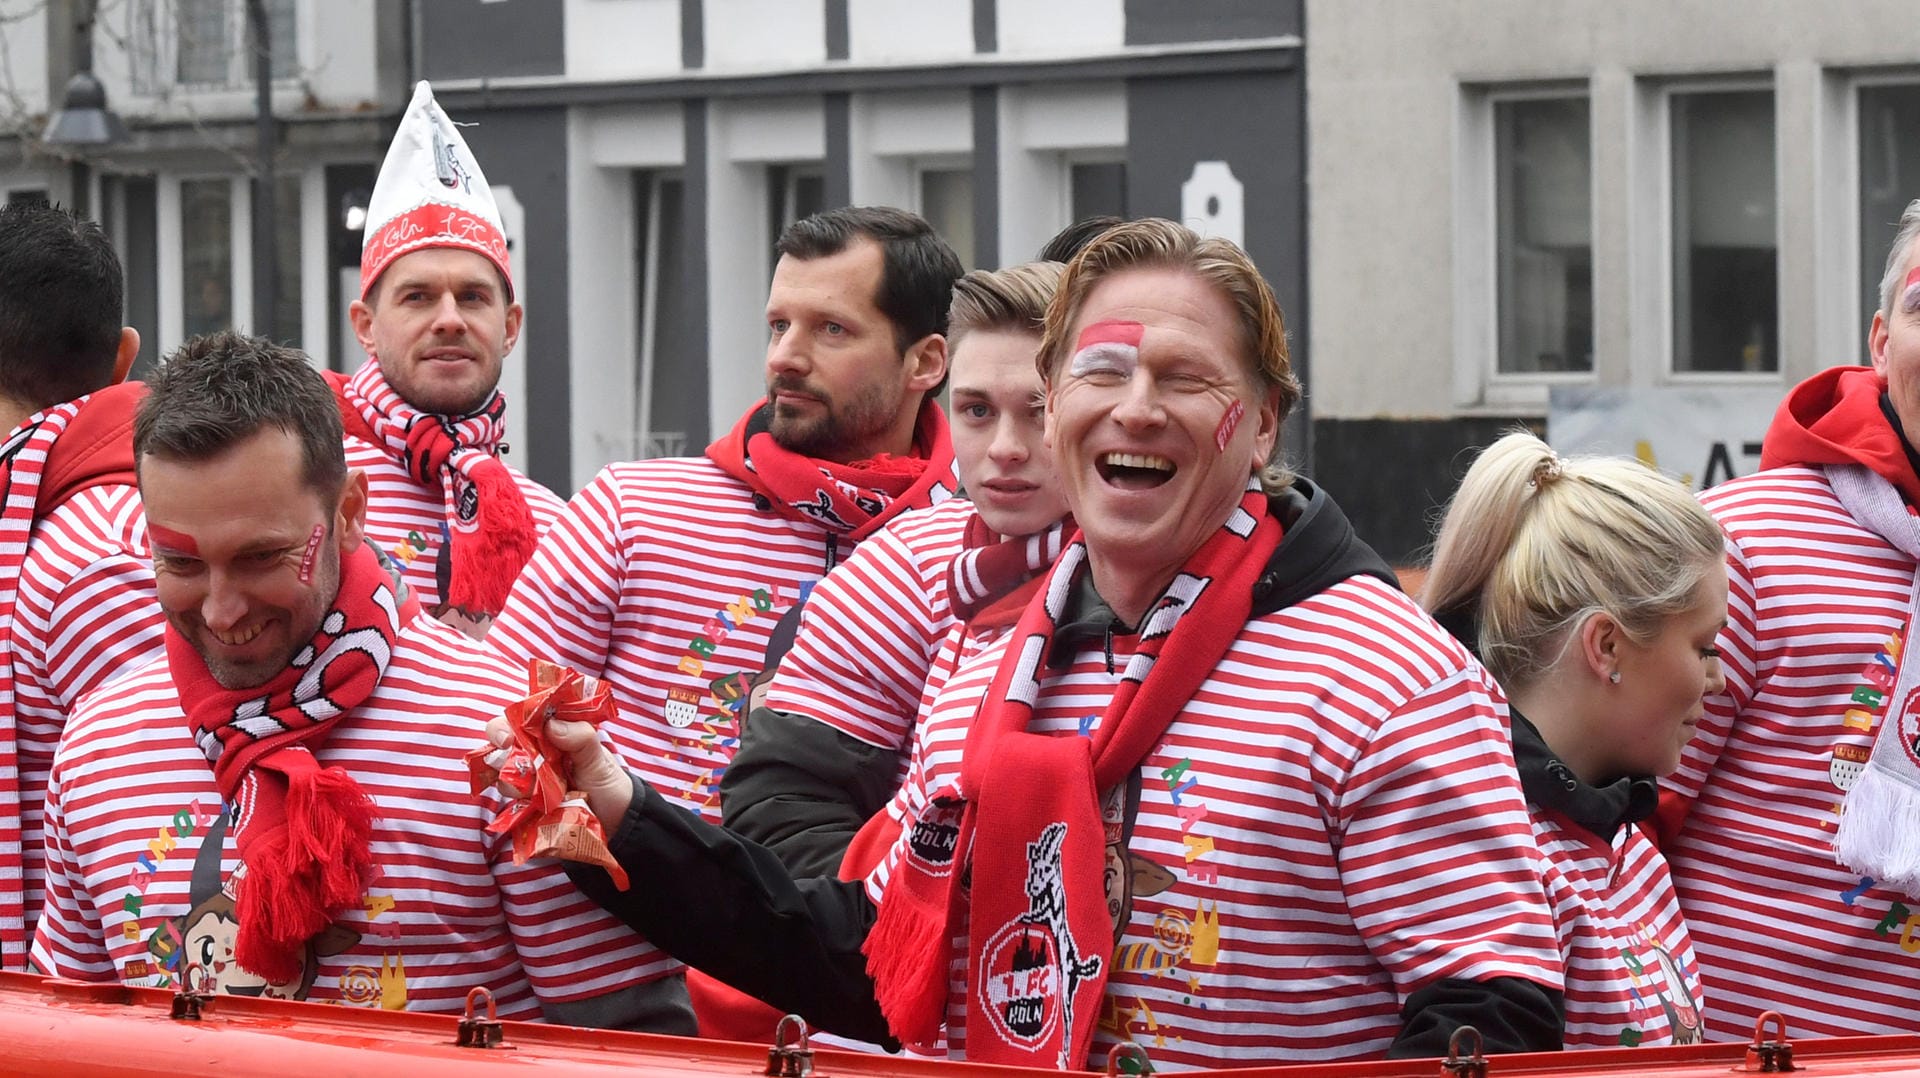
(331, 359, 535, 624)
(0, 400, 84, 962)
(866, 480, 1280, 1068)
(170, 540, 418, 984)
(945, 512, 1072, 631)
(707, 399, 956, 543)
(1828, 462, 1920, 894)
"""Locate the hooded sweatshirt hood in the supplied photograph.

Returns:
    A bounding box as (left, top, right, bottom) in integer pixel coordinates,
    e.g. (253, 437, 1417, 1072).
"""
(1761, 365, 1920, 505)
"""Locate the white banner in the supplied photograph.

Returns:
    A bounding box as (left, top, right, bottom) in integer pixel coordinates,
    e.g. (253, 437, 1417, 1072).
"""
(1547, 386, 1785, 493)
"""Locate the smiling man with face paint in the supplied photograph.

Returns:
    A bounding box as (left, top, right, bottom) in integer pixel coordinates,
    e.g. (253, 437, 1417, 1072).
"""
(484, 221, 1572, 1069)
(1656, 196, 1920, 1041)
(31, 332, 694, 1034)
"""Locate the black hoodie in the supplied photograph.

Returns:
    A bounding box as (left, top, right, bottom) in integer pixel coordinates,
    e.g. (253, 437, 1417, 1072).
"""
(565, 479, 1564, 1058)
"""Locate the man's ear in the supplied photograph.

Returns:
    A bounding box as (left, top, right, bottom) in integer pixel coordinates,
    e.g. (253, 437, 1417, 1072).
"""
(349, 298, 378, 357)
(335, 469, 370, 552)
(503, 302, 524, 355)
(905, 333, 948, 394)
(112, 327, 140, 384)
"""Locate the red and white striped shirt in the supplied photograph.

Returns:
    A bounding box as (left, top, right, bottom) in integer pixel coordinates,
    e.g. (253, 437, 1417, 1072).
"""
(30, 613, 671, 1018)
(346, 435, 564, 613)
(764, 499, 974, 752)
(1532, 807, 1704, 1048)
(491, 458, 882, 821)
(868, 574, 1564, 1068)
(10, 483, 162, 952)
(1665, 465, 1920, 1040)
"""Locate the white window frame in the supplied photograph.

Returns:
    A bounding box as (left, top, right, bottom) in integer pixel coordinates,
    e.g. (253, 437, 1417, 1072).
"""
(1846, 70, 1920, 366)
(1454, 80, 1595, 415)
(125, 0, 306, 97)
(1650, 74, 1782, 388)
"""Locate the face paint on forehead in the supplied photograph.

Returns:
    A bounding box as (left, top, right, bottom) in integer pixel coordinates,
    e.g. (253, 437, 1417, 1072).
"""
(297, 524, 325, 585)
(147, 524, 200, 555)
(1068, 319, 1145, 378)
(1902, 267, 1920, 314)
(1214, 398, 1246, 452)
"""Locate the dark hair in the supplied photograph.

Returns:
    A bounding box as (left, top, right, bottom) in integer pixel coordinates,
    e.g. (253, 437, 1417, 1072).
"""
(1037, 215, 1126, 264)
(135, 331, 347, 497)
(775, 206, 963, 354)
(0, 201, 126, 409)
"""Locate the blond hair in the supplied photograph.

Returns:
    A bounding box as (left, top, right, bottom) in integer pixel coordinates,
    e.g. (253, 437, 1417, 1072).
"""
(947, 262, 1066, 346)
(1036, 217, 1301, 492)
(1422, 431, 1725, 689)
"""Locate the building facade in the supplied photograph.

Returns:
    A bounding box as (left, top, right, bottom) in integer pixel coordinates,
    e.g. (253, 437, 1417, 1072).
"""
(1308, 0, 1920, 560)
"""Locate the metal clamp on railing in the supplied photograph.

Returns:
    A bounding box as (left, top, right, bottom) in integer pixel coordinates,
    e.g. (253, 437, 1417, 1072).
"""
(455, 986, 506, 1049)
(1744, 1010, 1796, 1072)
(1106, 1042, 1154, 1074)
(169, 962, 213, 1022)
(1440, 1025, 1488, 1078)
(765, 1014, 814, 1077)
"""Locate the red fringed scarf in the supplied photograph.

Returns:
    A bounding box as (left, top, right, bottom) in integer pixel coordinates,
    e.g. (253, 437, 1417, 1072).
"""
(0, 399, 86, 962)
(706, 399, 956, 543)
(865, 483, 1280, 1069)
(170, 541, 418, 984)
(329, 359, 536, 624)
(946, 512, 1072, 631)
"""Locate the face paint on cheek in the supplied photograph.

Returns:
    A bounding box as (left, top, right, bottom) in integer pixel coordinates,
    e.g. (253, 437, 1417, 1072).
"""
(1902, 267, 1920, 314)
(1214, 398, 1246, 452)
(298, 524, 325, 584)
(1069, 319, 1145, 378)
(148, 524, 200, 556)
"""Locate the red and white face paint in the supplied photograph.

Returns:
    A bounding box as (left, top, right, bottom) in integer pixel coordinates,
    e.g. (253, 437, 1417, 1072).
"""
(148, 523, 201, 556)
(298, 524, 326, 584)
(1902, 267, 1920, 314)
(1213, 399, 1245, 452)
(1068, 320, 1144, 379)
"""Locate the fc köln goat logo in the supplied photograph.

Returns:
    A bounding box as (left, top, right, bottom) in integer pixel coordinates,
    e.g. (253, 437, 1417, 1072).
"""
(977, 823, 1100, 1066)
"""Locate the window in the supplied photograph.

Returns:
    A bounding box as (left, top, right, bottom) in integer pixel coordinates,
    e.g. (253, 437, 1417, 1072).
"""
(5, 189, 49, 207)
(1494, 96, 1592, 374)
(1069, 161, 1128, 223)
(180, 179, 233, 338)
(1859, 83, 1920, 331)
(918, 167, 975, 269)
(1670, 88, 1777, 373)
(634, 172, 698, 459)
(173, 0, 297, 87)
(766, 164, 826, 277)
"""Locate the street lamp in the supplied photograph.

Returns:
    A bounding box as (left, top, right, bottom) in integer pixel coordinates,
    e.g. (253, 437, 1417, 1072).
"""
(41, 2, 125, 220)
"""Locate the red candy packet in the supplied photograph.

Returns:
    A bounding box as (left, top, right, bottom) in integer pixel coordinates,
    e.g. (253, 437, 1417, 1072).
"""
(467, 659, 631, 890)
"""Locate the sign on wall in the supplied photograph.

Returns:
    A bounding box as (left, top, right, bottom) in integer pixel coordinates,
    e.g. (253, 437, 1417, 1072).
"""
(1547, 385, 1786, 492)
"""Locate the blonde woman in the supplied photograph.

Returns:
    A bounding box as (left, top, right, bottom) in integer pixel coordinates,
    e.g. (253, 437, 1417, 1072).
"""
(1424, 431, 1727, 1049)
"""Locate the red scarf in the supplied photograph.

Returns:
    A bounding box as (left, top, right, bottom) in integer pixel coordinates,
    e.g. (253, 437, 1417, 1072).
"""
(328, 359, 536, 622)
(706, 399, 956, 542)
(865, 483, 1281, 1069)
(169, 541, 418, 984)
(946, 512, 1072, 631)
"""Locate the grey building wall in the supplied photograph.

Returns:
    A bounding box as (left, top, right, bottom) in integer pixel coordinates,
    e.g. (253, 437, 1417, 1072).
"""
(418, 0, 567, 81)
(454, 107, 573, 491)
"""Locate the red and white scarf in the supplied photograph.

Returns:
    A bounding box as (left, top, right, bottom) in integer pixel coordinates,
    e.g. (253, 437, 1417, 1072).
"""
(332, 359, 535, 622)
(706, 399, 956, 543)
(171, 540, 418, 984)
(0, 400, 85, 962)
(946, 513, 1072, 631)
(865, 482, 1281, 1069)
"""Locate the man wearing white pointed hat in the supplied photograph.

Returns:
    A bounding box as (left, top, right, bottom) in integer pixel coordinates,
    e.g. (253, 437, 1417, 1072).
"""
(329, 81, 565, 641)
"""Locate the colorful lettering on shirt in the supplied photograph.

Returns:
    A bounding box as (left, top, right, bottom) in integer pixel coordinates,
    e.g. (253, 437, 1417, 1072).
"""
(390, 529, 432, 566)
(1830, 631, 1902, 798)
(117, 799, 220, 982)
(341, 892, 409, 1009)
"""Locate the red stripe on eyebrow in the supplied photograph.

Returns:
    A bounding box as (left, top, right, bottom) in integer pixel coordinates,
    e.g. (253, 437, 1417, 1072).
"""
(1075, 320, 1145, 351)
(1906, 267, 1920, 291)
(148, 524, 200, 555)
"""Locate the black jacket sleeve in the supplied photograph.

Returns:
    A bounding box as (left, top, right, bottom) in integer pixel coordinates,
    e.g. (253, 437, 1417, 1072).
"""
(720, 705, 902, 878)
(1388, 975, 1566, 1058)
(566, 773, 898, 1048)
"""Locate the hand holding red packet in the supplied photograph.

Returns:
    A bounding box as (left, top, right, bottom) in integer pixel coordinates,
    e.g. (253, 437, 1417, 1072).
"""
(467, 658, 631, 890)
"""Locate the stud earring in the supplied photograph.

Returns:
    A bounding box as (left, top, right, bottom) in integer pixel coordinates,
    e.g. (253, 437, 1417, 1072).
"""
(1608, 671, 1622, 685)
